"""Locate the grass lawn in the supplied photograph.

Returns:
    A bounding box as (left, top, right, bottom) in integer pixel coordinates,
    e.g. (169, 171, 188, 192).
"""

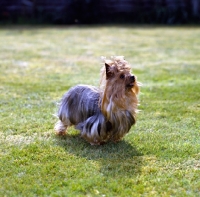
(0, 25, 199, 197)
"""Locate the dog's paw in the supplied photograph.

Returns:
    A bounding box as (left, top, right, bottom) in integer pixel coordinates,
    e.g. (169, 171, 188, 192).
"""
(55, 130, 67, 136)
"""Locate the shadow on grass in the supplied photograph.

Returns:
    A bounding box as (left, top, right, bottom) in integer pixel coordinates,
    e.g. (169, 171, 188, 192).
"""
(55, 133, 143, 177)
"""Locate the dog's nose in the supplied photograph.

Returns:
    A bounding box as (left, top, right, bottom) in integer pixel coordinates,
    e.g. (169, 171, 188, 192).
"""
(130, 75, 135, 82)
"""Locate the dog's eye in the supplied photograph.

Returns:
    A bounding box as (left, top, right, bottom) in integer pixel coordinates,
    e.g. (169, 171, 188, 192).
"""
(120, 74, 125, 79)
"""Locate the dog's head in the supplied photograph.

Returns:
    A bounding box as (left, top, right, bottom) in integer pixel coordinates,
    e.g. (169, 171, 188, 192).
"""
(101, 56, 139, 96)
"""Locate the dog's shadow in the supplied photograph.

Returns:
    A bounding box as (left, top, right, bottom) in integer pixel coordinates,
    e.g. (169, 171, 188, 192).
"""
(55, 132, 143, 177)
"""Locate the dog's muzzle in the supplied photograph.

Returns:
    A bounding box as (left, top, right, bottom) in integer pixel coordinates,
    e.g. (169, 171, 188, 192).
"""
(126, 75, 135, 88)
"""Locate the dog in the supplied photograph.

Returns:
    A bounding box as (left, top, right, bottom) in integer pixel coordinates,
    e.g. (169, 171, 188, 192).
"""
(54, 56, 140, 145)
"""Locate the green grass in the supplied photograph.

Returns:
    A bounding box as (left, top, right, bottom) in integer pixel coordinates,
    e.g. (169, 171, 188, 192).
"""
(0, 25, 199, 197)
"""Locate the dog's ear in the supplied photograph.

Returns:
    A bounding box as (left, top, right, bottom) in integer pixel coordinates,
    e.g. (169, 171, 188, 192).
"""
(105, 63, 113, 79)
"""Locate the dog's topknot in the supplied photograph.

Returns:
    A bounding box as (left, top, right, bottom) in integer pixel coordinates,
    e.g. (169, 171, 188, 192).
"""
(101, 56, 130, 70)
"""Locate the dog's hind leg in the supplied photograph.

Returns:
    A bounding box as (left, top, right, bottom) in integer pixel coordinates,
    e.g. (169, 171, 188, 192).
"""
(54, 120, 68, 136)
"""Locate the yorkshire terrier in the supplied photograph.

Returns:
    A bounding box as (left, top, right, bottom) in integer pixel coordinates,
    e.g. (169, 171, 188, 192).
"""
(54, 56, 140, 145)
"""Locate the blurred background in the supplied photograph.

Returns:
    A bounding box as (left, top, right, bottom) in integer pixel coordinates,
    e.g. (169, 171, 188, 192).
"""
(0, 0, 199, 25)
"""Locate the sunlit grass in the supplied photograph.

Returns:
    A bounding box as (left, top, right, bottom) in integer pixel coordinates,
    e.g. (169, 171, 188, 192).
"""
(0, 25, 199, 197)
